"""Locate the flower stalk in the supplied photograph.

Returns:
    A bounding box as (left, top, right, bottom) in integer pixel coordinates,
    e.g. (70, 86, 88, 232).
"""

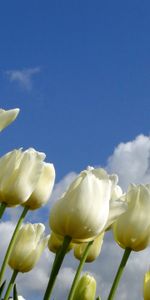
(43, 235, 72, 300)
(68, 240, 93, 300)
(107, 248, 132, 300)
(3, 269, 18, 300)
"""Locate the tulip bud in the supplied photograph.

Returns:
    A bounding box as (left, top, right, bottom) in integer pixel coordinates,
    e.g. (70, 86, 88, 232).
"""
(8, 223, 49, 272)
(23, 163, 55, 210)
(48, 232, 74, 253)
(74, 232, 104, 262)
(0, 108, 20, 132)
(143, 271, 150, 300)
(72, 273, 96, 300)
(50, 167, 126, 242)
(113, 184, 150, 251)
(0, 148, 46, 206)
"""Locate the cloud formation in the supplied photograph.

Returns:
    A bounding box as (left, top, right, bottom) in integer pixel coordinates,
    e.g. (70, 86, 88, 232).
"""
(5, 67, 41, 90)
(107, 134, 150, 190)
(1, 134, 150, 300)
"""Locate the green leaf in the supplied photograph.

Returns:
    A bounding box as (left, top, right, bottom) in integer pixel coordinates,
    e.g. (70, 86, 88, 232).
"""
(0, 280, 6, 298)
(13, 283, 18, 300)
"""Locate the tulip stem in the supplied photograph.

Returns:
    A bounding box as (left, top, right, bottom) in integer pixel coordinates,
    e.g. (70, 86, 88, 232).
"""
(0, 206, 29, 284)
(107, 248, 132, 300)
(0, 203, 6, 219)
(67, 240, 93, 300)
(3, 269, 18, 300)
(43, 235, 72, 300)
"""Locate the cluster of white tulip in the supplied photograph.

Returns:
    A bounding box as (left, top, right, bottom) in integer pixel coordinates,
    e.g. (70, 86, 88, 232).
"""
(0, 107, 150, 300)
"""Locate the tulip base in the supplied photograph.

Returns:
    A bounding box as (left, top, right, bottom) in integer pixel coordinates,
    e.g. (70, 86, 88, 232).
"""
(107, 248, 132, 300)
(43, 235, 72, 300)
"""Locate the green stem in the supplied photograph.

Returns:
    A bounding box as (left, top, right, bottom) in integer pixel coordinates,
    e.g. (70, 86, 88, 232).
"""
(43, 235, 72, 300)
(0, 203, 6, 219)
(0, 206, 29, 284)
(67, 240, 93, 300)
(107, 248, 132, 300)
(3, 269, 18, 300)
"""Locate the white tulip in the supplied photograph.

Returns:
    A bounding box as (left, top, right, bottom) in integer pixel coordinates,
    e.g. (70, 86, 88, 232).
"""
(0, 108, 20, 132)
(113, 184, 150, 251)
(24, 163, 55, 210)
(0, 148, 45, 206)
(50, 167, 126, 242)
(8, 223, 49, 272)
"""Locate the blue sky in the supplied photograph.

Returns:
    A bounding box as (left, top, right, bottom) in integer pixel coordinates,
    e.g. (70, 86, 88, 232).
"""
(0, 1, 150, 299)
(0, 0, 150, 180)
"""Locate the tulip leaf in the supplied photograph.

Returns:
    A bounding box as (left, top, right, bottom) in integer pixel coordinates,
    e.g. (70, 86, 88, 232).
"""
(13, 283, 18, 300)
(0, 280, 6, 298)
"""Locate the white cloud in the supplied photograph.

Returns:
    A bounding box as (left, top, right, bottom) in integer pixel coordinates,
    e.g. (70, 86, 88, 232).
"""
(106, 134, 150, 190)
(5, 67, 41, 90)
(1, 134, 150, 300)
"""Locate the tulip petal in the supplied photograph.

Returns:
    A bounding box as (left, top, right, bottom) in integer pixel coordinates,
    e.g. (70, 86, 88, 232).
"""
(0, 108, 20, 132)
(104, 199, 127, 230)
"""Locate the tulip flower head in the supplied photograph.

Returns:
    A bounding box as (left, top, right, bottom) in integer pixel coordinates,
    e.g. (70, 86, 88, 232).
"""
(113, 184, 150, 251)
(72, 273, 96, 300)
(0, 148, 46, 206)
(143, 270, 150, 300)
(23, 162, 55, 210)
(74, 232, 104, 262)
(50, 167, 126, 242)
(8, 223, 49, 272)
(0, 108, 20, 132)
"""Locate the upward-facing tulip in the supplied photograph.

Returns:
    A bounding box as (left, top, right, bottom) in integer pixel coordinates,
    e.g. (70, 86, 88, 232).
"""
(50, 167, 126, 242)
(8, 223, 49, 272)
(113, 184, 150, 251)
(0, 108, 20, 132)
(0, 148, 46, 206)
